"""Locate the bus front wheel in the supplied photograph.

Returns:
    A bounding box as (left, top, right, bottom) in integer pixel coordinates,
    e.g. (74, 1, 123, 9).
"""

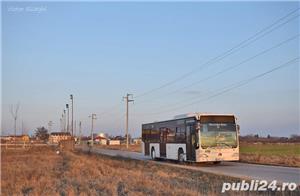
(151, 148, 156, 160)
(178, 148, 185, 163)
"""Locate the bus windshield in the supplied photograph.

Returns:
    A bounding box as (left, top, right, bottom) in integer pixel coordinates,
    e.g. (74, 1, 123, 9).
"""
(200, 123, 237, 148)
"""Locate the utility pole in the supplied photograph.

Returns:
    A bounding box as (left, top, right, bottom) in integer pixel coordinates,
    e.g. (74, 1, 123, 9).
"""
(10, 104, 20, 150)
(62, 110, 66, 132)
(70, 94, 74, 136)
(21, 121, 24, 135)
(48, 121, 53, 133)
(74, 120, 77, 137)
(123, 94, 134, 149)
(79, 121, 82, 145)
(89, 114, 97, 146)
(66, 104, 69, 133)
(60, 117, 62, 132)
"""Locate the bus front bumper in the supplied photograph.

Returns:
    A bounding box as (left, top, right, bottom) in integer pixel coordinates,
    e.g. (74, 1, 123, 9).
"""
(196, 149, 239, 162)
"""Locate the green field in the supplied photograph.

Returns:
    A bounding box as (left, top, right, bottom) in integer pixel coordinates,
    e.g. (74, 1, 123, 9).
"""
(240, 143, 300, 156)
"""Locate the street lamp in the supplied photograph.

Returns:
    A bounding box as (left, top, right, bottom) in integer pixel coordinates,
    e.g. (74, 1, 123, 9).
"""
(66, 104, 69, 133)
(63, 109, 66, 132)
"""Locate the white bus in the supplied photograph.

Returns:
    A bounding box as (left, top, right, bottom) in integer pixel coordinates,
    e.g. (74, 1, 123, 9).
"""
(142, 113, 239, 163)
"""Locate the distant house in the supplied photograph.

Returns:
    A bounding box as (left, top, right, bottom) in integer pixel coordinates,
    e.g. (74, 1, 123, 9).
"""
(1, 135, 30, 143)
(49, 132, 72, 144)
(0, 136, 12, 142)
(94, 136, 108, 145)
(132, 138, 142, 144)
(109, 140, 121, 145)
(16, 135, 30, 142)
(20, 135, 30, 142)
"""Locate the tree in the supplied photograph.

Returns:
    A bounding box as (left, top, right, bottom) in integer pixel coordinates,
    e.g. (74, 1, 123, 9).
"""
(35, 127, 49, 142)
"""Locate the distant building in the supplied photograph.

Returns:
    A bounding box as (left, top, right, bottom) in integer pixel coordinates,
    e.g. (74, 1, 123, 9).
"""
(1, 135, 30, 143)
(94, 136, 108, 145)
(0, 136, 12, 142)
(49, 132, 72, 144)
(97, 133, 108, 138)
(109, 140, 121, 145)
(132, 138, 142, 144)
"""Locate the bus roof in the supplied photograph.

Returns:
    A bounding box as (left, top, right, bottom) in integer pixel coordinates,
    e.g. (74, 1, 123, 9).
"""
(143, 113, 236, 125)
(174, 113, 235, 120)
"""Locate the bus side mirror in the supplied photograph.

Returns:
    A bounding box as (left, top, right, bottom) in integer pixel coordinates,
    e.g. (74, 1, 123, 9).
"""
(237, 125, 240, 133)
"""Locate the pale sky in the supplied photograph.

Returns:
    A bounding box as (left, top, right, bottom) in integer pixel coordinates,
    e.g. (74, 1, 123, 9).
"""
(1, 1, 299, 137)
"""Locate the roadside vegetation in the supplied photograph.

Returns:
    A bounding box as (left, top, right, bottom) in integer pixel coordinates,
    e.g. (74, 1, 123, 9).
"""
(240, 142, 300, 167)
(3, 146, 298, 195)
(93, 143, 141, 152)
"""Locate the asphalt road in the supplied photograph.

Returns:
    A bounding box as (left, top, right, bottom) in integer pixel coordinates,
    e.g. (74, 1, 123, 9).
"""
(76, 146, 300, 184)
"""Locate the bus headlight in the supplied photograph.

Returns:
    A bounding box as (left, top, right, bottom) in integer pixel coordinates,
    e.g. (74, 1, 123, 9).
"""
(200, 154, 208, 158)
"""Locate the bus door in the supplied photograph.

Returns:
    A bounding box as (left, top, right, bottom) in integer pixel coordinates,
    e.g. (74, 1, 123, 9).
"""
(186, 124, 196, 161)
(159, 128, 167, 157)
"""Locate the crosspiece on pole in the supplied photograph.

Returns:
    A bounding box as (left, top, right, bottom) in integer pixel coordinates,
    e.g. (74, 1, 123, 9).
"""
(123, 94, 134, 149)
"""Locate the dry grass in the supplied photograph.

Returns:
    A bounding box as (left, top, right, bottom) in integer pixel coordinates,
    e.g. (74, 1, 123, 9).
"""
(239, 153, 300, 167)
(93, 144, 141, 153)
(1, 147, 62, 195)
(2, 146, 299, 196)
(240, 142, 300, 167)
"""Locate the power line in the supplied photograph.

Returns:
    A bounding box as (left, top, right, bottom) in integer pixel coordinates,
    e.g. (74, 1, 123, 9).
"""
(98, 102, 123, 116)
(134, 34, 299, 106)
(134, 8, 299, 99)
(142, 57, 299, 116)
(94, 8, 299, 119)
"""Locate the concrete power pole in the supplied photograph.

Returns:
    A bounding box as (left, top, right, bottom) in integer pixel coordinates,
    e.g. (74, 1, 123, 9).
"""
(123, 94, 134, 149)
(89, 114, 97, 146)
(48, 121, 53, 133)
(66, 104, 69, 133)
(74, 120, 77, 137)
(70, 94, 74, 136)
(21, 121, 24, 135)
(79, 121, 82, 145)
(60, 117, 62, 132)
(10, 104, 20, 149)
(63, 110, 66, 132)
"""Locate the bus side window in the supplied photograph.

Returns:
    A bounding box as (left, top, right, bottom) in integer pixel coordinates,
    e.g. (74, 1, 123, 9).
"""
(176, 127, 185, 142)
(167, 128, 175, 142)
(202, 124, 208, 133)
